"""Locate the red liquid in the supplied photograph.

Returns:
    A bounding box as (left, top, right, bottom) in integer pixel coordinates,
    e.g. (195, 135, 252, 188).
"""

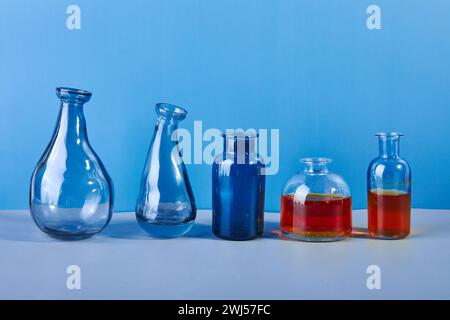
(368, 190, 411, 239)
(280, 194, 352, 241)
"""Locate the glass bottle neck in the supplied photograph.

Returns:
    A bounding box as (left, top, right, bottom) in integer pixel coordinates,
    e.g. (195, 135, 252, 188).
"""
(223, 136, 257, 164)
(378, 137, 400, 158)
(153, 103, 187, 145)
(56, 102, 88, 143)
(223, 137, 257, 154)
(304, 162, 329, 173)
(155, 117, 180, 141)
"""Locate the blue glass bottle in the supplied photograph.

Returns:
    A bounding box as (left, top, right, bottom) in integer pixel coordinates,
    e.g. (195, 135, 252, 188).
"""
(30, 87, 113, 240)
(212, 132, 265, 240)
(135, 103, 196, 238)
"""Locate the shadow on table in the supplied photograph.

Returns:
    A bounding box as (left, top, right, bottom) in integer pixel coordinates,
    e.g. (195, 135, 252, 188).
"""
(263, 226, 426, 241)
(0, 213, 55, 243)
(187, 221, 284, 241)
(184, 223, 218, 240)
(102, 220, 220, 240)
(0, 228, 55, 243)
(263, 224, 426, 241)
(351, 227, 371, 239)
(101, 220, 149, 240)
(263, 221, 284, 240)
(351, 227, 429, 240)
(0, 216, 431, 242)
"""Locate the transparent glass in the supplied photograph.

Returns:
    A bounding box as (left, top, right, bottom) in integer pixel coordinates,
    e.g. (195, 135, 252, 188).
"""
(367, 132, 411, 239)
(30, 87, 113, 240)
(212, 132, 265, 240)
(280, 158, 352, 241)
(135, 103, 196, 238)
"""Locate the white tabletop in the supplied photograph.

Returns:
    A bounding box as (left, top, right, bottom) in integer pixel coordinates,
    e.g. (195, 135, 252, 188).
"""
(0, 209, 448, 299)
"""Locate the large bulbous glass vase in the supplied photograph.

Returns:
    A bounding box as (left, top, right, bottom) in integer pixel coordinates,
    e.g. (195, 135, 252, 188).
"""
(30, 87, 113, 240)
(135, 103, 196, 238)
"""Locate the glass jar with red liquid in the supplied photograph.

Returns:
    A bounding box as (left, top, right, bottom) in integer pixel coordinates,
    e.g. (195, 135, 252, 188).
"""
(280, 158, 352, 241)
(367, 133, 411, 239)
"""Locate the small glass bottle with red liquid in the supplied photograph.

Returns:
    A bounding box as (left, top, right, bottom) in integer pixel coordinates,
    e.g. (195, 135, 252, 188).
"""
(367, 133, 411, 239)
(280, 158, 352, 242)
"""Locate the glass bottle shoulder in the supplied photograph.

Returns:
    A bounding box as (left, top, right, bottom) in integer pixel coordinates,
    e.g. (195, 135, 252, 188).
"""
(282, 170, 351, 197)
(213, 152, 265, 177)
(367, 156, 411, 193)
(368, 156, 411, 175)
(213, 152, 264, 166)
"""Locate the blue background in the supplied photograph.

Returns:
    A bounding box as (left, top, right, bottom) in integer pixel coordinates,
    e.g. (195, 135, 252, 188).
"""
(1, 0, 449, 212)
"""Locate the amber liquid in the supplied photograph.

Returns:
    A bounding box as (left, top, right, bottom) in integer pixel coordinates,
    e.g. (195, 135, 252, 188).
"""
(368, 190, 411, 239)
(280, 194, 352, 241)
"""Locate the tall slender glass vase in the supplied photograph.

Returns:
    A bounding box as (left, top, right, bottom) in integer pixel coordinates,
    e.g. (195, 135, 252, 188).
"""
(135, 103, 196, 238)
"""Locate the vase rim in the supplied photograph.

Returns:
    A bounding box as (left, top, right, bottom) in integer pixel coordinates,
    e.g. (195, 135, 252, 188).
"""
(57, 87, 92, 97)
(300, 157, 332, 164)
(56, 87, 92, 104)
(221, 131, 259, 139)
(156, 103, 188, 116)
(375, 132, 403, 138)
